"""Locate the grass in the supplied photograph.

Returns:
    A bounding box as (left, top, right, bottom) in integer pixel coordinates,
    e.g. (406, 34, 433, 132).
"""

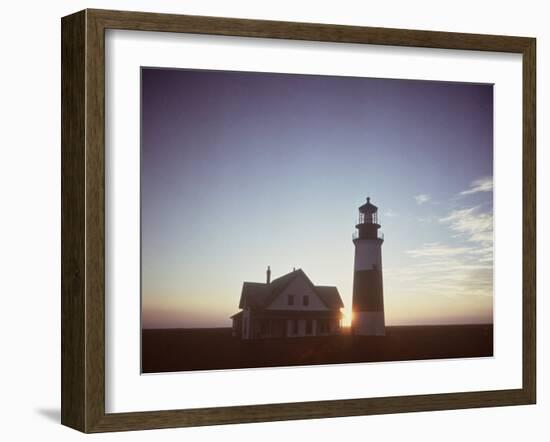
(142, 324, 493, 373)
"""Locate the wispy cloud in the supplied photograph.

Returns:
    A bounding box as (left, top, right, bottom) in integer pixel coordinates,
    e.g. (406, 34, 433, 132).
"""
(398, 204, 493, 303)
(440, 206, 493, 246)
(384, 210, 398, 218)
(390, 250, 493, 300)
(460, 177, 493, 196)
(414, 194, 431, 205)
(415, 216, 435, 224)
(406, 242, 471, 258)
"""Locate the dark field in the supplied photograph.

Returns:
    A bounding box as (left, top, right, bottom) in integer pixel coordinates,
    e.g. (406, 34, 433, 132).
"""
(141, 324, 493, 373)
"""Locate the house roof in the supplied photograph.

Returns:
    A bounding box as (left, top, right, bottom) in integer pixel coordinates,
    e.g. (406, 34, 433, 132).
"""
(315, 286, 345, 310)
(236, 268, 343, 312)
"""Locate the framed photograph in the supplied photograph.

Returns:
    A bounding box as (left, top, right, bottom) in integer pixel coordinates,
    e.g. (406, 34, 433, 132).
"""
(61, 9, 536, 433)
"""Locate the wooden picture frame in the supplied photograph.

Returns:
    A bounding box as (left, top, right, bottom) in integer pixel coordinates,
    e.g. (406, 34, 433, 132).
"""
(61, 8, 536, 433)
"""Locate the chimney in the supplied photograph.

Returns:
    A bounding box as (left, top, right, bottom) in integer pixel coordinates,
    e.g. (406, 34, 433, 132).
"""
(266, 265, 271, 284)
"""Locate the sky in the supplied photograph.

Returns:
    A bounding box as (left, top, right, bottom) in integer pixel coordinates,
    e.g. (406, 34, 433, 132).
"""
(141, 67, 493, 329)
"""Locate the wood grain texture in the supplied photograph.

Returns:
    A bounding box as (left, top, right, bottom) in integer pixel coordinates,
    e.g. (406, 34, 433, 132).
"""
(60, 8, 537, 433)
(90, 389, 531, 433)
(89, 8, 533, 52)
(522, 38, 536, 404)
(61, 10, 86, 432)
(84, 9, 107, 433)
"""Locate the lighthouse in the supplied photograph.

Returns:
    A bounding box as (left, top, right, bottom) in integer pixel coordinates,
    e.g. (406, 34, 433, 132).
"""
(351, 197, 386, 336)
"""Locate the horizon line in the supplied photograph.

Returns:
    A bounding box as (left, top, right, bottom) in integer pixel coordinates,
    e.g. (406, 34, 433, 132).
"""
(142, 323, 494, 331)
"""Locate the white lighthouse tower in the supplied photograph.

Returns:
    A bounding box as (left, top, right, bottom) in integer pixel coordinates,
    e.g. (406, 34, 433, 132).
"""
(351, 197, 386, 336)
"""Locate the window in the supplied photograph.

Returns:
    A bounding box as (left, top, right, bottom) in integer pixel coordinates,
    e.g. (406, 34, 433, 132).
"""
(303, 295, 309, 306)
(288, 295, 294, 306)
(305, 319, 312, 334)
(293, 319, 299, 334)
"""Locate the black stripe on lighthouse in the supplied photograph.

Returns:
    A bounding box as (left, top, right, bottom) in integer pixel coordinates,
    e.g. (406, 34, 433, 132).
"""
(352, 268, 384, 312)
(351, 264, 386, 336)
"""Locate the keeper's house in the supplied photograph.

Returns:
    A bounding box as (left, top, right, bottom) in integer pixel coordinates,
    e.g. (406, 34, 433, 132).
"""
(231, 267, 343, 340)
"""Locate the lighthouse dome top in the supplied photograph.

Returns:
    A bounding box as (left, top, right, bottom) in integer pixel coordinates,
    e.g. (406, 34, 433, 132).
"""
(358, 197, 378, 213)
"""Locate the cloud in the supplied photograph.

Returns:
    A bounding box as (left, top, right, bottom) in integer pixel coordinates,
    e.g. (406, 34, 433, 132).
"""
(406, 242, 471, 258)
(415, 216, 435, 224)
(390, 250, 493, 300)
(440, 207, 493, 246)
(384, 210, 398, 218)
(460, 177, 493, 196)
(397, 205, 494, 302)
(414, 194, 431, 205)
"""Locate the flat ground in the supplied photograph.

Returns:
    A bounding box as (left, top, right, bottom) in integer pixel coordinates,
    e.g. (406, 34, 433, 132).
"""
(141, 324, 493, 373)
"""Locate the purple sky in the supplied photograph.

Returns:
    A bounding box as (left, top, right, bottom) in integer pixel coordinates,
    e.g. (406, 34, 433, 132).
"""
(141, 68, 493, 328)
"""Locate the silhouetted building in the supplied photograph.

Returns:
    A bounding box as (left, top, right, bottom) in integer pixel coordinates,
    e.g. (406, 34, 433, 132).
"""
(231, 268, 343, 339)
(351, 197, 386, 336)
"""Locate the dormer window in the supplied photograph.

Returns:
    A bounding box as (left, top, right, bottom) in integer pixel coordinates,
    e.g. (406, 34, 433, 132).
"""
(303, 295, 309, 306)
(288, 295, 294, 306)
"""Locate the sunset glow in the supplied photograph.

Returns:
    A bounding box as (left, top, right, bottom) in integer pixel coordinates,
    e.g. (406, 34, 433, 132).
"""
(141, 68, 493, 329)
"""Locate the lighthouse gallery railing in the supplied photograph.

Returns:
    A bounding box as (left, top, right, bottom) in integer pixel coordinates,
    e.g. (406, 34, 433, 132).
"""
(352, 231, 384, 241)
